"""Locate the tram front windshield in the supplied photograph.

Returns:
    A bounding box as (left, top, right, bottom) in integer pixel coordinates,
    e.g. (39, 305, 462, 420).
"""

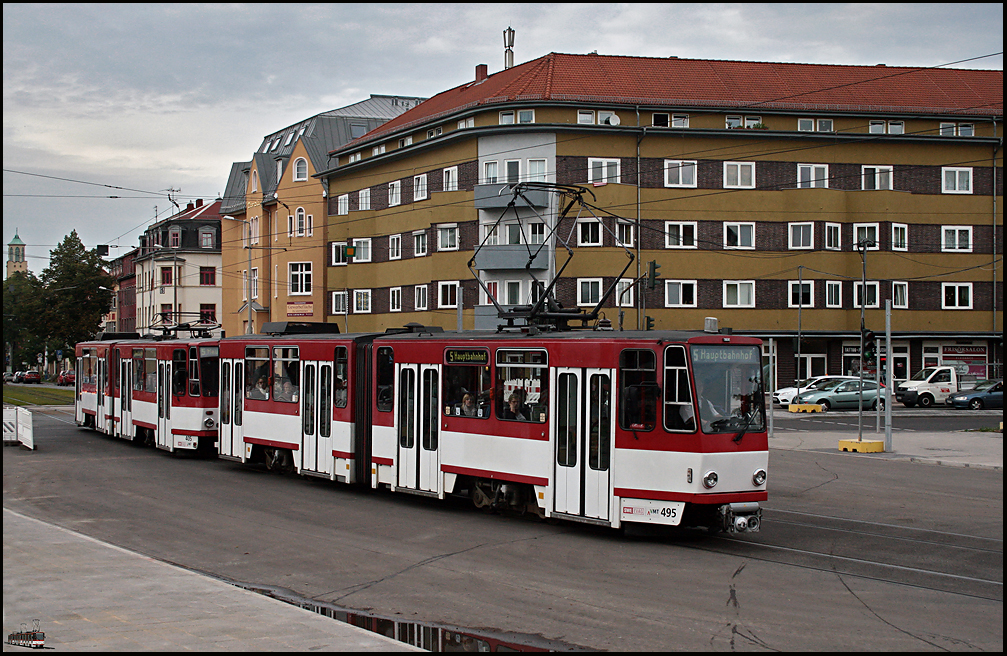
(690, 344, 765, 434)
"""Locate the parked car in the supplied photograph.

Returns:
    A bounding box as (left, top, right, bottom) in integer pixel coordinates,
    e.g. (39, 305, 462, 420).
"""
(949, 379, 1003, 410)
(2, 371, 12, 383)
(794, 378, 886, 411)
(22, 370, 41, 384)
(13, 371, 26, 383)
(773, 375, 858, 406)
(57, 369, 76, 386)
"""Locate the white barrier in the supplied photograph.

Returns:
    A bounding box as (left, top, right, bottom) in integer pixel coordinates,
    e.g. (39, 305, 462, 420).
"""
(3, 406, 34, 450)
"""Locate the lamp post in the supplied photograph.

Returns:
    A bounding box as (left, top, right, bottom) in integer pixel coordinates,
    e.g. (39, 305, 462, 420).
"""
(855, 238, 875, 441)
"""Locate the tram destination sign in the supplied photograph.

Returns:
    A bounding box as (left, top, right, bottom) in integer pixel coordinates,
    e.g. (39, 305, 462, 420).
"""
(691, 345, 760, 363)
(444, 349, 489, 366)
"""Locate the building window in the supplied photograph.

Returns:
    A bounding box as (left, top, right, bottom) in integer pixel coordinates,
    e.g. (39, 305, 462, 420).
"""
(723, 281, 755, 308)
(483, 161, 498, 184)
(504, 280, 522, 305)
(826, 281, 842, 308)
(439, 281, 459, 308)
(505, 160, 520, 184)
(724, 162, 755, 188)
(289, 262, 311, 295)
(665, 280, 697, 307)
(199, 304, 216, 324)
(578, 278, 602, 306)
(892, 282, 908, 309)
(331, 241, 347, 266)
(665, 160, 697, 187)
(616, 221, 634, 248)
(671, 114, 689, 128)
(352, 238, 371, 263)
(200, 229, 214, 248)
(499, 110, 515, 125)
(527, 159, 547, 183)
(358, 188, 370, 210)
(399, 136, 413, 148)
(788, 281, 814, 308)
(414, 174, 428, 201)
(438, 225, 458, 251)
(724, 222, 755, 249)
(169, 228, 180, 248)
(389, 287, 402, 312)
(481, 280, 499, 306)
(940, 122, 956, 136)
(616, 279, 633, 307)
(426, 126, 443, 139)
(199, 266, 216, 286)
(652, 113, 669, 127)
(942, 167, 972, 194)
(869, 120, 885, 134)
(853, 223, 879, 249)
(789, 222, 813, 249)
(599, 110, 618, 125)
(295, 208, 306, 236)
(388, 180, 401, 206)
(942, 226, 972, 252)
(347, 152, 362, 164)
(414, 285, 428, 310)
(854, 281, 879, 309)
(458, 117, 474, 129)
(578, 110, 595, 124)
(413, 231, 427, 257)
(443, 167, 458, 192)
(337, 194, 349, 216)
(942, 283, 972, 309)
(250, 268, 258, 298)
(331, 291, 347, 314)
(577, 220, 602, 246)
(518, 109, 535, 124)
(372, 144, 386, 156)
(892, 223, 908, 251)
(251, 170, 258, 192)
(888, 121, 904, 135)
(798, 164, 828, 188)
(388, 234, 401, 260)
(588, 158, 620, 184)
(958, 124, 974, 137)
(529, 223, 545, 245)
(353, 290, 371, 313)
(161, 266, 173, 286)
(863, 165, 893, 190)
(293, 158, 308, 181)
(825, 223, 841, 250)
(666, 221, 697, 249)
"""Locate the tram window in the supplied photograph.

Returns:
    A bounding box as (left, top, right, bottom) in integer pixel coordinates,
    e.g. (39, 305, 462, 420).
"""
(187, 347, 200, 396)
(663, 345, 695, 431)
(273, 347, 300, 403)
(619, 349, 658, 431)
(82, 348, 97, 385)
(199, 346, 219, 397)
(320, 366, 331, 437)
(245, 347, 270, 400)
(495, 349, 548, 423)
(690, 344, 765, 434)
(144, 348, 157, 393)
(443, 349, 490, 418)
(132, 349, 144, 391)
(233, 362, 243, 426)
(334, 346, 348, 408)
(220, 363, 231, 425)
(171, 349, 187, 396)
(376, 347, 394, 412)
(588, 373, 611, 469)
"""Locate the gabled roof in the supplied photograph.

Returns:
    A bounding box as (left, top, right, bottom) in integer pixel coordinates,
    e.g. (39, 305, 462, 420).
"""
(343, 52, 1003, 150)
(220, 161, 250, 215)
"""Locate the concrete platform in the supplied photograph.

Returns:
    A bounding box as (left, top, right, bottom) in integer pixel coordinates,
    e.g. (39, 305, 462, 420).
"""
(3, 508, 422, 652)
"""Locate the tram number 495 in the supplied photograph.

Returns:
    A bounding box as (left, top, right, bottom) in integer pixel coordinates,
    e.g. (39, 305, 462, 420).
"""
(620, 499, 685, 526)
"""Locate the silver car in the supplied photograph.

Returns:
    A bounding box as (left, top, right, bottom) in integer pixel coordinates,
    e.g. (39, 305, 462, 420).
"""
(773, 375, 857, 406)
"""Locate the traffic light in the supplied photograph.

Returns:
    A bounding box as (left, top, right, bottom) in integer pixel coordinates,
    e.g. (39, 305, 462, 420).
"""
(645, 315, 655, 331)
(863, 330, 876, 362)
(647, 260, 661, 290)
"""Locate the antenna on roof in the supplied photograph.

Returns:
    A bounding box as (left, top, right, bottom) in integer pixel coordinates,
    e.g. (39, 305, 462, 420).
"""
(503, 26, 515, 69)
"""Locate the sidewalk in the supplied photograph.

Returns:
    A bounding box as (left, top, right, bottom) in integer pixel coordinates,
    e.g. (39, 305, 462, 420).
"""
(3, 508, 422, 652)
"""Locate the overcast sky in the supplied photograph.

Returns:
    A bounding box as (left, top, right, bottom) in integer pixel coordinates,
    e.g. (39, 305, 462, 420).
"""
(3, 3, 1003, 276)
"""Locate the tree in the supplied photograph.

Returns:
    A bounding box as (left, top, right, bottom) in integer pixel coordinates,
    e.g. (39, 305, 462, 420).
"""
(3, 270, 46, 371)
(40, 230, 115, 352)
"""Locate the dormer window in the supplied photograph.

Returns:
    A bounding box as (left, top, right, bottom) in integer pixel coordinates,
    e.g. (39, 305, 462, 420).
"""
(427, 126, 443, 139)
(293, 158, 308, 181)
(169, 228, 181, 248)
(284, 131, 295, 146)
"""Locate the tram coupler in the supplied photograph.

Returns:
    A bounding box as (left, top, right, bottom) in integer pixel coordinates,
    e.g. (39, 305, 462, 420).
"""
(719, 502, 762, 533)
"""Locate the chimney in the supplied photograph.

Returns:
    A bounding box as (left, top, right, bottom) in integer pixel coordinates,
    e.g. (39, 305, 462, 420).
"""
(186, 202, 194, 211)
(196, 198, 203, 208)
(475, 64, 488, 82)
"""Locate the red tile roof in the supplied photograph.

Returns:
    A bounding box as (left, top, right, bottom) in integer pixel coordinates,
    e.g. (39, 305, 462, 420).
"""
(341, 52, 1002, 150)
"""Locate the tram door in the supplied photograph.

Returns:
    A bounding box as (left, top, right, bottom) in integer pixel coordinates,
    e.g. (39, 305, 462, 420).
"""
(120, 359, 132, 440)
(156, 361, 171, 450)
(97, 355, 107, 433)
(553, 368, 613, 520)
(300, 362, 333, 477)
(218, 360, 245, 461)
(396, 364, 440, 494)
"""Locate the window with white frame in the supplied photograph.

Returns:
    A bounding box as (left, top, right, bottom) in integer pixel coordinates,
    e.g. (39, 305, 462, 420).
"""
(438, 225, 458, 251)
(200, 229, 214, 248)
(942, 283, 972, 309)
(869, 120, 886, 134)
(481, 280, 499, 306)
(652, 113, 670, 127)
(529, 222, 545, 245)
(426, 126, 442, 139)
(294, 158, 308, 181)
(438, 281, 459, 308)
(891, 223, 908, 251)
(788, 281, 814, 308)
(665, 280, 697, 307)
(505, 160, 521, 184)
(892, 281, 908, 309)
(505, 224, 523, 245)
(483, 161, 498, 184)
(588, 158, 620, 184)
(598, 110, 618, 125)
(578, 110, 595, 124)
(289, 262, 312, 295)
(413, 231, 427, 257)
(942, 167, 972, 194)
(389, 287, 402, 312)
(482, 224, 499, 246)
(337, 194, 349, 216)
(724, 222, 755, 249)
(517, 109, 534, 124)
(398, 136, 413, 148)
(887, 121, 904, 134)
(577, 220, 602, 246)
(671, 114, 689, 128)
(353, 289, 371, 313)
(358, 188, 370, 210)
(347, 152, 362, 164)
(863, 165, 893, 190)
(388, 180, 401, 206)
(499, 110, 515, 125)
(825, 223, 841, 250)
(940, 122, 956, 136)
(724, 162, 755, 188)
(616, 221, 634, 248)
(826, 280, 842, 308)
(527, 159, 547, 182)
(726, 115, 743, 129)
(352, 238, 371, 263)
(665, 160, 697, 187)
(789, 222, 814, 249)
(504, 280, 522, 305)
(941, 226, 972, 252)
(331, 241, 347, 266)
(413, 174, 427, 201)
(250, 268, 258, 299)
(443, 166, 458, 192)
(853, 281, 879, 308)
(388, 234, 401, 260)
(853, 223, 879, 249)
(276, 160, 283, 182)
(458, 117, 474, 129)
(169, 227, 180, 247)
(578, 278, 602, 306)
(723, 281, 755, 308)
(414, 285, 428, 310)
(616, 279, 633, 307)
(666, 221, 697, 248)
(958, 124, 974, 136)
(331, 291, 347, 314)
(798, 163, 828, 188)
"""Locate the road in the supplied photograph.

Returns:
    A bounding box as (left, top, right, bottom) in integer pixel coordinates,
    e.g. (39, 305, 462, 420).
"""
(4, 406, 1003, 651)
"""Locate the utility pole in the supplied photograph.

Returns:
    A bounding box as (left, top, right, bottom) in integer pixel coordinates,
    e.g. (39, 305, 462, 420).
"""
(856, 238, 875, 442)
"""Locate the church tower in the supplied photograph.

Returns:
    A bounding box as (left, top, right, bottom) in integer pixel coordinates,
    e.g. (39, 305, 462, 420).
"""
(7, 230, 28, 278)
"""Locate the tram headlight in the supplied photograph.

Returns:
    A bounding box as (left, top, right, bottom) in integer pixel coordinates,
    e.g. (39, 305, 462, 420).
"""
(702, 471, 718, 489)
(752, 469, 767, 486)
(203, 417, 215, 429)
